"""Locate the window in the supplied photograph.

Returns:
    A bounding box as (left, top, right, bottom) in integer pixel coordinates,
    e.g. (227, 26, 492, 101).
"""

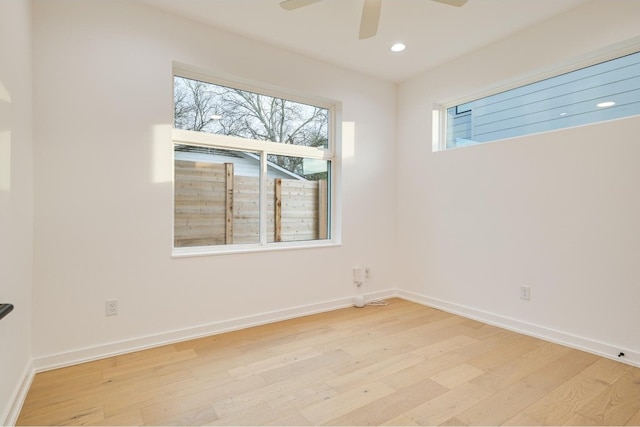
(173, 67, 338, 255)
(437, 49, 640, 150)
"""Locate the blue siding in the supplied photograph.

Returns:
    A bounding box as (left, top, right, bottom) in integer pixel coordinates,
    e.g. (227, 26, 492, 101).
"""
(447, 51, 640, 148)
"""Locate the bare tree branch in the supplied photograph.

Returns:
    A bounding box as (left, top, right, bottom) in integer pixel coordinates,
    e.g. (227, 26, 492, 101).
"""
(174, 76, 329, 176)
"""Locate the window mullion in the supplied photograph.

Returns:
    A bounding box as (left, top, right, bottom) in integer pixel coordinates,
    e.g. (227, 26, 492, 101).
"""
(173, 129, 332, 160)
(259, 151, 268, 246)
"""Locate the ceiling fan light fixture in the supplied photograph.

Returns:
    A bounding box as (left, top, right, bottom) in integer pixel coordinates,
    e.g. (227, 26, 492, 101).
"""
(280, 0, 467, 40)
(390, 42, 406, 52)
(359, 0, 382, 40)
(431, 0, 468, 6)
(279, 0, 322, 10)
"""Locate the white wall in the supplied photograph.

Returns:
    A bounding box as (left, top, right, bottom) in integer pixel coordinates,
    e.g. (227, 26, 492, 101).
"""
(0, 0, 34, 424)
(31, 0, 397, 365)
(397, 0, 640, 364)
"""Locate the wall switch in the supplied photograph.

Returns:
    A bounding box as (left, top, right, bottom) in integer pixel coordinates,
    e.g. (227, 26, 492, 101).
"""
(105, 299, 118, 316)
(364, 267, 371, 279)
(520, 286, 531, 301)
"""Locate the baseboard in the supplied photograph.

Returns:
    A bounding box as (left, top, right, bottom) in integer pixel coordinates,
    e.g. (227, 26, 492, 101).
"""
(33, 290, 393, 373)
(397, 289, 640, 368)
(20, 287, 637, 423)
(1, 359, 34, 427)
(32, 288, 639, 372)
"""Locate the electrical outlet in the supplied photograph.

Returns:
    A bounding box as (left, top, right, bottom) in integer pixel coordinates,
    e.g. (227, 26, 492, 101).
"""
(520, 286, 531, 301)
(353, 267, 364, 285)
(105, 299, 118, 316)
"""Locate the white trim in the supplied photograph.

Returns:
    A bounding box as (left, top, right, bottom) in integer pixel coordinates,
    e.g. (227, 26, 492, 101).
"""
(259, 153, 268, 246)
(435, 112, 640, 153)
(33, 292, 385, 372)
(173, 129, 332, 160)
(29, 289, 640, 371)
(432, 105, 448, 152)
(171, 239, 341, 258)
(12, 288, 638, 419)
(397, 290, 640, 368)
(32, 288, 640, 373)
(171, 64, 341, 256)
(1, 359, 34, 427)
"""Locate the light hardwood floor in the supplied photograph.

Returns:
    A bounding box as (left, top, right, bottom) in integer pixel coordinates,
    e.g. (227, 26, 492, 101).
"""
(17, 298, 640, 426)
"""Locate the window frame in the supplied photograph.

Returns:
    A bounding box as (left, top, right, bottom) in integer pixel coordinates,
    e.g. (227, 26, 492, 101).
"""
(433, 40, 640, 152)
(172, 64, 341, 257)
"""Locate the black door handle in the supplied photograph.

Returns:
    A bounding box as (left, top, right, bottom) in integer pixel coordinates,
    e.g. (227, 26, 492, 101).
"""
(0, 304, 14, 320)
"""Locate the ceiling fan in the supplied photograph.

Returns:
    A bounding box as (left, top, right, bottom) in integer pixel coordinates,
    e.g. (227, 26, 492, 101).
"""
(279, 0, 468, 40)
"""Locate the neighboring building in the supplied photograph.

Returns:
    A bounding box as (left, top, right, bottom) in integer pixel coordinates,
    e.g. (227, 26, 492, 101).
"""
(174, 145, 306, 180)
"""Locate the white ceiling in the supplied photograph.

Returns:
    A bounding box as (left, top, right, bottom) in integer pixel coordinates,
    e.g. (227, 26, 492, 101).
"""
(139, 0, 590, 82)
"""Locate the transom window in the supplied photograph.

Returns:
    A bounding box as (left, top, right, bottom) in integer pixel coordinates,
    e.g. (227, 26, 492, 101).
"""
(437, 49, 640, 150)
(172, 67, 338, 255)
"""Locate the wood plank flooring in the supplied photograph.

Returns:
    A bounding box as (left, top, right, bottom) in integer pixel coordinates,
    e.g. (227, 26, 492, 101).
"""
(17, 298, 640, 426)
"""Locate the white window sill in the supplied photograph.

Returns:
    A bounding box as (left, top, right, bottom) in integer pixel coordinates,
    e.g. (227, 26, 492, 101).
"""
(172, 240, 341, 258)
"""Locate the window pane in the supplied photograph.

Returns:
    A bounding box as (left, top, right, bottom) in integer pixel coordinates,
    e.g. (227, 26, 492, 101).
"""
(174, 146, 260, 247)
(174, 76, 329, 149)
(266, 155, 330, 243)
(446, 50, 640, 149)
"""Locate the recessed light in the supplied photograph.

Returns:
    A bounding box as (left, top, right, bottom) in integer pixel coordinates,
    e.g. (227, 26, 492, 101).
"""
(559, 112, 568, 116)
(210, 114, 223, 120)
(596, 101, 616, 108)
(390, 42, 406, 53)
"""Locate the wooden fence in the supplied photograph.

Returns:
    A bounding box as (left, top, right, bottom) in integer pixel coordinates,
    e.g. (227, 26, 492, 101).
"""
(174, 160, 328, 247)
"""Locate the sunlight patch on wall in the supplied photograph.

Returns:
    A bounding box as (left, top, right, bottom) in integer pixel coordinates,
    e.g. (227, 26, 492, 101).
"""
(0, 132, 10, 191)
(151, 124, 172, 183)
(342, 121, 355, 159)
(0, 81, 10, 103)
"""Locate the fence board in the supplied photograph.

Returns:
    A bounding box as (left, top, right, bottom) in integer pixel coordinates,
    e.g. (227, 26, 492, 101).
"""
(274, 178, 283, 242)
(225, 163, 234, 244)
(175, 159, 324, 247)
(318, 179, 328, 239)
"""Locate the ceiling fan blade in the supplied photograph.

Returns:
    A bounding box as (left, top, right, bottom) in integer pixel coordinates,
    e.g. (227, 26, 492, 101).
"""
(431, 0, 468, 7)
(359, 0, 382, 40)
(279, 0, 322, 11)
